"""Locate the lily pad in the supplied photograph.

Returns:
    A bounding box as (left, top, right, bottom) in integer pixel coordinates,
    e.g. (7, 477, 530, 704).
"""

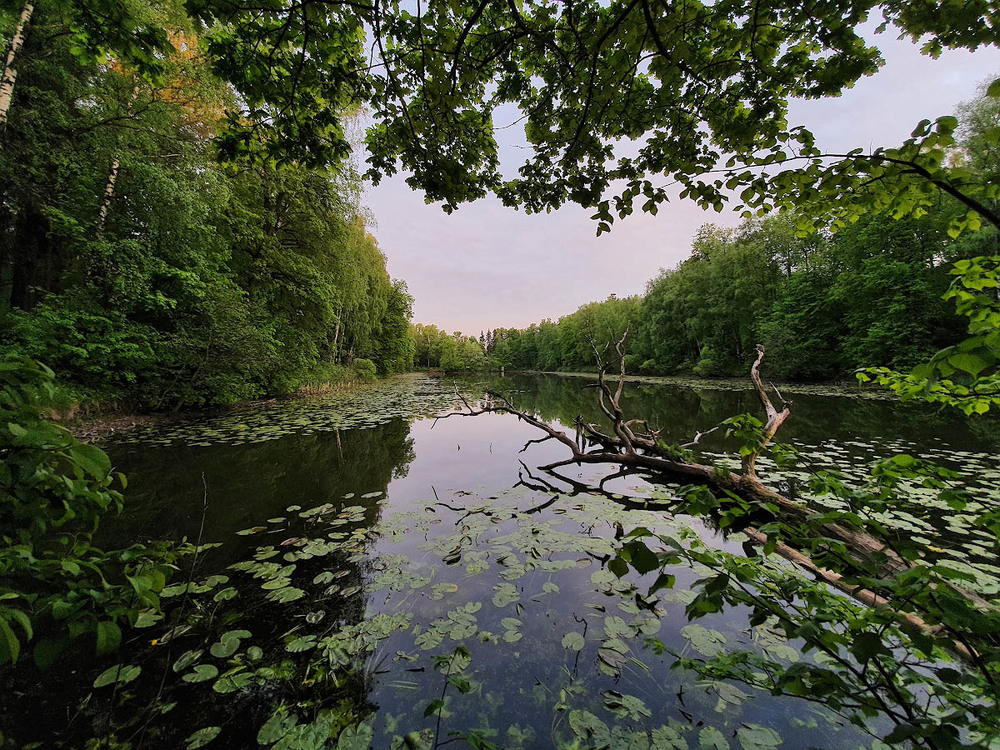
(93, 664, 141, 688)
(186, 726, 221, 749)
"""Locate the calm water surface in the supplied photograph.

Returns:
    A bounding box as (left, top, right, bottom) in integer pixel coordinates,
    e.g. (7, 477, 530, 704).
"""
(5, 373, 998, 749)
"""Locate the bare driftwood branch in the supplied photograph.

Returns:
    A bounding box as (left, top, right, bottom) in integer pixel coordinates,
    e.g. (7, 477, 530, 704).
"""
(436, 344, 992, 657)
(744, 344, 792, 481)
(681, 425, 722, 449)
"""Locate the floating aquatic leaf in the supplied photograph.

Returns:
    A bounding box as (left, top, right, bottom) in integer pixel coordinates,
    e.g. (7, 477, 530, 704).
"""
(603, 616, 638, 640)
(651, 724, 690, 750)
(134, 609, 162, 628)
(597, 644, 629, 676)
(266, 586, 305, 603)
(210, 630, 251, 658)
(186, 726, 221, 749)
(261, 577, 292, 591)
(213, 671, 253, 694)
(736, 725, 782, 750)
(602, 690, 652, 721)
(699, 726, 730, 750)
(172, 649, 203, 673)
(337, 722, 374, 749)
(430, 583, 459, 600)
(682, 624, 727, 657)
(340, 584, 362, 598)
(183, 664, 218, 683)
(257, 709, 297, 745)
(93, 664, 141, 688)
(286, 635, 317, 653)
(569, 711, 611, 747)
(306, 610, 326, 625)
(562, 632, 585, 651)
(492, 583, 519, 608)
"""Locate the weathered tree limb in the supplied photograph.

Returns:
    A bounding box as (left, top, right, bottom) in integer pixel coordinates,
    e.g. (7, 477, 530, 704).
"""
(436, 346, 999, 651)
(681, 425, 722, 449)
(741, 526, 977, 662)
(437, 351, 996, 661)
(744, 344, 792, 481)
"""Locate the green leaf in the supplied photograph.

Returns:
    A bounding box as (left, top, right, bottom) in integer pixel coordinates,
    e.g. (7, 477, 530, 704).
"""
(93, 663, 141, 688)
(562, 631, 585, 651)
(183, 664, 219, 683)
(186, 727, 222, 749)
(947, 352, 989, 377)
(68, 443, 111, 478)
(736, 725, 781, 750)
(337, 723, 374, 750)
(96, 621, 122, 656)
(699, 726, 730, 750)
(173, 649, 203, 673)
(681, 624, 727, 656)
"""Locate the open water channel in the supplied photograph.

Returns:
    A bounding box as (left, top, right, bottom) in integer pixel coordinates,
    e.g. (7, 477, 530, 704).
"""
(4, 373, 998, 749)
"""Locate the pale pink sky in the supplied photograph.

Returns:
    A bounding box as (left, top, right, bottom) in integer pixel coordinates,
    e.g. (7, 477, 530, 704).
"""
(366, 35, 1000, 337)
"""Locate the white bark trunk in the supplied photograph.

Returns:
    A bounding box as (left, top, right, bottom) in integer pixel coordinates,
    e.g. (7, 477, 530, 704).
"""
(0, 2, 34, 129)
(96, 83, 139, 238)
(96, 158, 121, 239)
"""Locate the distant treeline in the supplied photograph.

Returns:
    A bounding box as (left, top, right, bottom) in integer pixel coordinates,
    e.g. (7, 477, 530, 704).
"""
(0, 7, 413, 411)
(473, 208, 998, 381)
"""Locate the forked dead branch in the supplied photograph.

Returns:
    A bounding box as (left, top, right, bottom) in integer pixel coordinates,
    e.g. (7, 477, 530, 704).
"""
(438, 338, 988, 659)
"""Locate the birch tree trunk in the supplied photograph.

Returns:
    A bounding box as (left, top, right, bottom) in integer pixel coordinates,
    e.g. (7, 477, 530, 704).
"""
(0, 2, 34, 129)
(96, 158, 122, 239)
(96, 82, 139, 238)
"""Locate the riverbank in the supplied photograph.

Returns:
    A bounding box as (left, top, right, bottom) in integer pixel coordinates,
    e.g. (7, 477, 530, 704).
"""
(61, 374, 390, 443)
(511, 369, 898, 400)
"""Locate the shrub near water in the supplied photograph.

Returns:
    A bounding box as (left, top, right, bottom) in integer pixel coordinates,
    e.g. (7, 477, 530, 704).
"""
(0, 357, 189, 667)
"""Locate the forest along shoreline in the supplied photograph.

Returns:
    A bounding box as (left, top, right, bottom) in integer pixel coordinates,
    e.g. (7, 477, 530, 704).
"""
(524, 369, 900, 401)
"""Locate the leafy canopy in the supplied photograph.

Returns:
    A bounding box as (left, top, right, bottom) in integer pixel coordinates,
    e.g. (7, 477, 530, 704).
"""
(48, 1, 1000, 230)
(152, 0, 998, 233)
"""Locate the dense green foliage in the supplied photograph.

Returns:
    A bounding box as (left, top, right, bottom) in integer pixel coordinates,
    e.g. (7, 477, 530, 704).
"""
(863, 253, 1000, 415)
(0, 358, 189, 666)
(626, 452, 1000, 750)
(487, 208, 996, 381)
(0, 4, 412, 410)
(3, 1, 996, 231)
(410, 324, 488, 372)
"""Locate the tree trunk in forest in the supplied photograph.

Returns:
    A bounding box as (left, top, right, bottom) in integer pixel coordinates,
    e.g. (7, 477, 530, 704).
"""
(332, 315, 341, 364)
(96, 82, 139, 239)
(0, 1, 33, 130)
(96, 158, 122, 240)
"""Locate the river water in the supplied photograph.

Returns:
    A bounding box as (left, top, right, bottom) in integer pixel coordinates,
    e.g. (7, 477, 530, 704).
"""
(4, 373, 998, 749)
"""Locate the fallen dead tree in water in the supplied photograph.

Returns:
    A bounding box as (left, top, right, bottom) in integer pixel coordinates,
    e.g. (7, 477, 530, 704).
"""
(439, 335, 994, 661)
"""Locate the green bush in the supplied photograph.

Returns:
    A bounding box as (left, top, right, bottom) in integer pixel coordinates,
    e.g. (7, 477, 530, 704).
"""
(692, 347, 723, 377)
(352, 358, 378, 383)
(0, 357, 189, 667)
